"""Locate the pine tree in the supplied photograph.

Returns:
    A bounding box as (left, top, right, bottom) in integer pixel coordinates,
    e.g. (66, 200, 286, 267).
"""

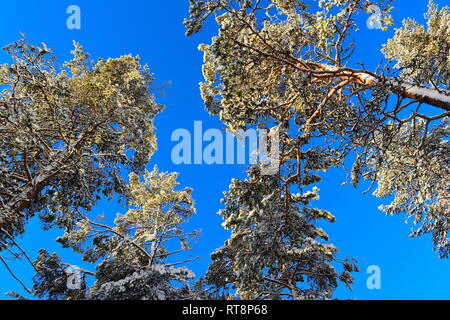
(0, 39, 200, 300)
(186, 0, 449, 298)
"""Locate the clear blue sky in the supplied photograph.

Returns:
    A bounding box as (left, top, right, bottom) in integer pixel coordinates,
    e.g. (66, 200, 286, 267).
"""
(0, 0, 449, 300)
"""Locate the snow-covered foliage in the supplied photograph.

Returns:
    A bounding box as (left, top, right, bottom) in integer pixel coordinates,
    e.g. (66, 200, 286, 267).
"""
(1, 0, 449, 300)
(207, 168, 358, 300)
(90, 264, 196, 300)
(370, 120, 450, 257)
(383, 1, 450, 89)
(0, 39, 162, 246)
(48, 166, 200, 300)
(0, 40, 200, 300)
(186, 0, 449, 296)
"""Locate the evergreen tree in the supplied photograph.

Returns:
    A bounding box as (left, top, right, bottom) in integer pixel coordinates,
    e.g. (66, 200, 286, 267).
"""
(0, 40, 199, 300)
(186, 0, 449, 299)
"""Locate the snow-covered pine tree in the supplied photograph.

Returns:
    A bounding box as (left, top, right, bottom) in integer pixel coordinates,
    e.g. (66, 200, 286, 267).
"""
(0, 39, 201, 300)
(186, 0, 449, 299)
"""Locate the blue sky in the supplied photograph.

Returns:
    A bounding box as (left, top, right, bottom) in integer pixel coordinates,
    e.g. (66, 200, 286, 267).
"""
(0, 0, 449, 300)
